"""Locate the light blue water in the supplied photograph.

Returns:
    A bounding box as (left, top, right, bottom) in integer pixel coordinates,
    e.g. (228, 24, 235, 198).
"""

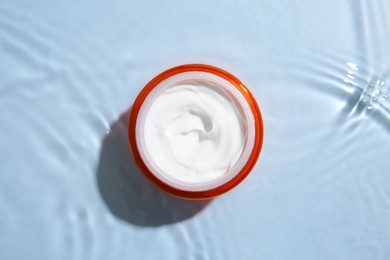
(1, 0, 390, 259)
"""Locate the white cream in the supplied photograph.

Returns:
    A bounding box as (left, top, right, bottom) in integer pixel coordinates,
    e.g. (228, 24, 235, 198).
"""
(143, 81, 246, 183)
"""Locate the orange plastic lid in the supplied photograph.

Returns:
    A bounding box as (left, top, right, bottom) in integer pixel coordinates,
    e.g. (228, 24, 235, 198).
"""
(128, 64, 263, 200)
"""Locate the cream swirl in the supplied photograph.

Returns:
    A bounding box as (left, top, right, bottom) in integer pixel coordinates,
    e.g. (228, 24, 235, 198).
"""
(143, 81, 246, 183)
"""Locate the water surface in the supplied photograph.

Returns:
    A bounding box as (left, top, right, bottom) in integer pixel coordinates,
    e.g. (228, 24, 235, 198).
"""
(1, 0, 390, 259)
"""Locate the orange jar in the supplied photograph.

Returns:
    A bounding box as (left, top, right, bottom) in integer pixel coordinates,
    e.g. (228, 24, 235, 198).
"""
(128, 64, 263, 199)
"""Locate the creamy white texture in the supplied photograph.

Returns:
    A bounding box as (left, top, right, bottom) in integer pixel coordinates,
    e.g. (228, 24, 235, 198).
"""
(143, 81, 246, 183)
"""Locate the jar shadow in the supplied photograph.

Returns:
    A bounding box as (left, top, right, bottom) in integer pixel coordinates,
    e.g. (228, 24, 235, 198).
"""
(96, 110, 211, 227)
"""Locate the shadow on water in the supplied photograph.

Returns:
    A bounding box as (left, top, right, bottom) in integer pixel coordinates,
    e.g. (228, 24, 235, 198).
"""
(96, 110, 211, 227)
(369, 106, 390, 133)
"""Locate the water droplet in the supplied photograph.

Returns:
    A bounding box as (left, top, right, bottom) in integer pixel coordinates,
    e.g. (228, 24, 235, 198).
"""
(372, 97, 378, 102)
(347, 62, 358, 71)
(374, 88, 380, 95)
(343, 79, 352, 84)
(367, 104, 373, 110)
(382, 93, 389, 99)
(367, 87, 373, 92)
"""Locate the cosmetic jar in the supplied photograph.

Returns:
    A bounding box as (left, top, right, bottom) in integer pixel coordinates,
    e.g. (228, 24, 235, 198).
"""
(128, 64, 263, 199)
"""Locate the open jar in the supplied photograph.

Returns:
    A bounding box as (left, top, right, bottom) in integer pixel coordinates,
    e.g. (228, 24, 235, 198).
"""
(128, 64, 263, 199)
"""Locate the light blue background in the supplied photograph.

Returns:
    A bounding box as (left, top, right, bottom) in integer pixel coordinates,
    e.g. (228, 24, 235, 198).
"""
(1, 0, 390, 259)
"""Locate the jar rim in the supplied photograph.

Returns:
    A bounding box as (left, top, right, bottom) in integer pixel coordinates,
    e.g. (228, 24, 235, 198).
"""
(128, 64, 264, 200)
